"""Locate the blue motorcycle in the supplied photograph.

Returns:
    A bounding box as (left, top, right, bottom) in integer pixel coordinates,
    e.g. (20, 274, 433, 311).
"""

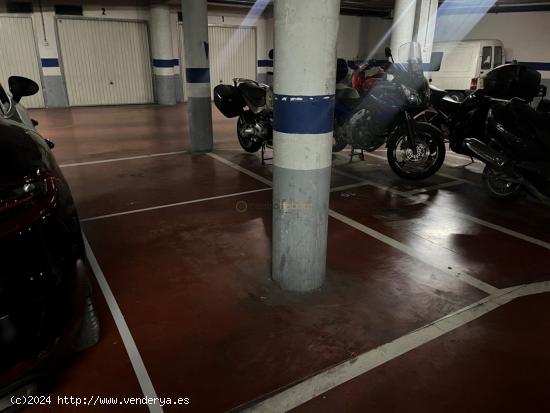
(333, 42, 445, 180)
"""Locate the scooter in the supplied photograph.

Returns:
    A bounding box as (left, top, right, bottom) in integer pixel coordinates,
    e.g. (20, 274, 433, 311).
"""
(463, 64, 550, 203)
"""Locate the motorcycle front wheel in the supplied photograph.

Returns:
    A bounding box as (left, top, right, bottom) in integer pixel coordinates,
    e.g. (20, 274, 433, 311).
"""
(237, 112, 263, 153)
(482, 166, 522, 200)
(386, 122, 445, 180)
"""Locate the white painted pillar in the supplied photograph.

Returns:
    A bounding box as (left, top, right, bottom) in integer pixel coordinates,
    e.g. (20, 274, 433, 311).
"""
(181, 0, 213, 152)
(272, 0, 340, 292)
(390, 0, 417, 59)
(150, 3, 177, 105)
(413, 0, 439, 65)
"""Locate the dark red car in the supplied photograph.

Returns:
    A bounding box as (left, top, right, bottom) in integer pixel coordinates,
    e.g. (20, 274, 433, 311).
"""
(0, 77, 99, 411)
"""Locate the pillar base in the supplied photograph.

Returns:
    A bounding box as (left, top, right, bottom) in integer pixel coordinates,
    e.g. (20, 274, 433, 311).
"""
(154, 75, 177, 106)
(188, 97, 214, 152)
(272, 165, 331, 292)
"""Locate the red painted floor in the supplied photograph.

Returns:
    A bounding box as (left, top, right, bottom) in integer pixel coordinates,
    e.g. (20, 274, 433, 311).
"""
(21, 103, 550, 412)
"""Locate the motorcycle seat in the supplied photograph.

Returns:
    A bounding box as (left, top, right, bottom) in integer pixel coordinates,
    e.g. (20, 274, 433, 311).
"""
(238, 82, 266, 108)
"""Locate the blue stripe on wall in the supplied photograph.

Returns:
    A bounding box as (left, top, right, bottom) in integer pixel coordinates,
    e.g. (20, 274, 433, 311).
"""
(519, 62, 550, 71)
(185, 68, 210, 83)
(258, 59, 273, 67)
(273, 95, 335, 135)
(41, 58, 59, 67)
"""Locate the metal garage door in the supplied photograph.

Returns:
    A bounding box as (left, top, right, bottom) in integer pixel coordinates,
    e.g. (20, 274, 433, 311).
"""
(0, 16, 45, 108)
(179, 25, 257, 100)
(57, 18, 153, 106)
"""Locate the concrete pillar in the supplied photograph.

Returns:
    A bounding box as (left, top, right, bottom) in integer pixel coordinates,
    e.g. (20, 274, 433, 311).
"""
(272, 0, 340, 292)
(390, 0, 417, 59)
(150, 3, 177, 105)
(181, 0, 213, 152)
(413, 0, 438, 65)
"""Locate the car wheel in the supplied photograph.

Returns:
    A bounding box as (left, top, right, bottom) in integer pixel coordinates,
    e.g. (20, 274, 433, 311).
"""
(73, 278, 100, 352)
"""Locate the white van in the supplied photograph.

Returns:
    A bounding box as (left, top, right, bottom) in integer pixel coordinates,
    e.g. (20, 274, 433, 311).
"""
(426, 40, 506, 100)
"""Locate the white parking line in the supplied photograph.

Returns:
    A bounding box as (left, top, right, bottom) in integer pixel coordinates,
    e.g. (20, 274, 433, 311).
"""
(333, 155, 550, 252)
(208, 151, 498, 295)
(242, 280, 550, 413)
(60, 150, 187, 168)
(81, 187, 272, 222)
(403, 180, 465, 195)
(83, 234, 164, 413)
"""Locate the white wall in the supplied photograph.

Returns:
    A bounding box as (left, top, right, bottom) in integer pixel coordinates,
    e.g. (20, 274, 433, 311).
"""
(435, 11, 550, 80)
(336, 15, 393, 61)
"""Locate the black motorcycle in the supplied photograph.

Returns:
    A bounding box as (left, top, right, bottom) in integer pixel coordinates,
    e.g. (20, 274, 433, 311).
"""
(333, 42, 445, 180)
(214, 78, 272, 153)
(463, 64, 550, 203)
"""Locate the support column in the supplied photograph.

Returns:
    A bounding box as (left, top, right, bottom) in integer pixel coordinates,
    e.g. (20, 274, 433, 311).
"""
(181, 0, 213, 152)
(413, 0, 438, 66)
(272, 0, 340, 292)
(390, 0, 417, 58)
(150, 3, 177, 105)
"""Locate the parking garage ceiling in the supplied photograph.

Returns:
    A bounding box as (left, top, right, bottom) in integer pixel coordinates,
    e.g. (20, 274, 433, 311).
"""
(203, 0, 550, 16)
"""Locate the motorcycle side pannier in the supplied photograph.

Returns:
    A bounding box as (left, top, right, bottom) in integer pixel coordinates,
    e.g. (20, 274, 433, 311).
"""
(213, 84, 245, 118)
(484, 64, 541, 101)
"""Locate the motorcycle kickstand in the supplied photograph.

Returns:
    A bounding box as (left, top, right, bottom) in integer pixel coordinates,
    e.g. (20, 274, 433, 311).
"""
(349, 146, 365, 163)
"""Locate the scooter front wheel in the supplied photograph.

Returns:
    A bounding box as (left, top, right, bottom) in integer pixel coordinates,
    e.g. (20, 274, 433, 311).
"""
(386, 122, 445, 180)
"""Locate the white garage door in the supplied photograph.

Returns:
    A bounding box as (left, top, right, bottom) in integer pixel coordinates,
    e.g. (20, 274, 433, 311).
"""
(0, 16, 45, 108)
(57, 18, 154, 106)
(179, 25, 257, 100)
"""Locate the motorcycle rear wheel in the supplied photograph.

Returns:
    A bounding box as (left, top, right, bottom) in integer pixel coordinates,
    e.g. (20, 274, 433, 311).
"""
(237, 112, 263, 153)
(482, 166, 522, 200)
(386, 122, 445, 180)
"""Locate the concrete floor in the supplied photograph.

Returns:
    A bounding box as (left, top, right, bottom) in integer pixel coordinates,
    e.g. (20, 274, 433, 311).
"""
(24, 103, 550, 412)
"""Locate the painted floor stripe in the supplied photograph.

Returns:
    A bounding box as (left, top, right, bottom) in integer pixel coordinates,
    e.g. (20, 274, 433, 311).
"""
(81, 187, 272, 222)
(207, 152, 273, 186)
(328, 210, 498, 295)
(208, 151, 498, 295)
(60, 150, 187, 168)
(242, 281, 550, 412)
(83, 235, 163, 413)
(333, 156, 550, 252)
(403, 180, 466, 195)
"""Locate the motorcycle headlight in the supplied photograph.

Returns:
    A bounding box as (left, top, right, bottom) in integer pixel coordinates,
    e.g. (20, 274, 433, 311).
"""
(401, 84, 422, 105)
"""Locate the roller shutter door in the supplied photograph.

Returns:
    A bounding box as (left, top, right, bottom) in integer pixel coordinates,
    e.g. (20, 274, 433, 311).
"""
(179, 25, 256, 100)
(57, 18, 153, 106)
(0, 16, 45, 108)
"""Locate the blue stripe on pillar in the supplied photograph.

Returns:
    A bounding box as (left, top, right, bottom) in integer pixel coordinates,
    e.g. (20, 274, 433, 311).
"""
(172, 59, 180, 66)
(41, 58, 60, 67)
(258, 59, 274, 67)
(185, 68, 210, 83)
(153, 59, 175, 68)
(273, 95, 335, 134)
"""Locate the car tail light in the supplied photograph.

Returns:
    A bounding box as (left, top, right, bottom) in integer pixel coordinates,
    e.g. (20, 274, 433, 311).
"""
(0, 174, 57, 237)
(470, 78, 478, 90)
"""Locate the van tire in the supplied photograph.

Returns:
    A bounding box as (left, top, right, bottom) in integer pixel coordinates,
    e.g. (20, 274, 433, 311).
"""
(448, 91, 466, 102)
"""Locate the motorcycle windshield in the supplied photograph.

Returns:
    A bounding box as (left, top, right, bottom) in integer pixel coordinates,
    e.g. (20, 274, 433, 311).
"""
(394, 42, 428, 100)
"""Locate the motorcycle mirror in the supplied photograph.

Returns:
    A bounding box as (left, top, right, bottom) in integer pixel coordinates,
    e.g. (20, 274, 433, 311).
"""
(384, 47, 392, 59)
(268, 49, 274, 60)
(8, 76, 39, 103)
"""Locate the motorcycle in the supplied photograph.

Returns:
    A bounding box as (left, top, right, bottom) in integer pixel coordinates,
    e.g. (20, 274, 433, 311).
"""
(462, 64, 550, 203)
(332, 42, 445, 180)
(213, 78, 273, 153)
